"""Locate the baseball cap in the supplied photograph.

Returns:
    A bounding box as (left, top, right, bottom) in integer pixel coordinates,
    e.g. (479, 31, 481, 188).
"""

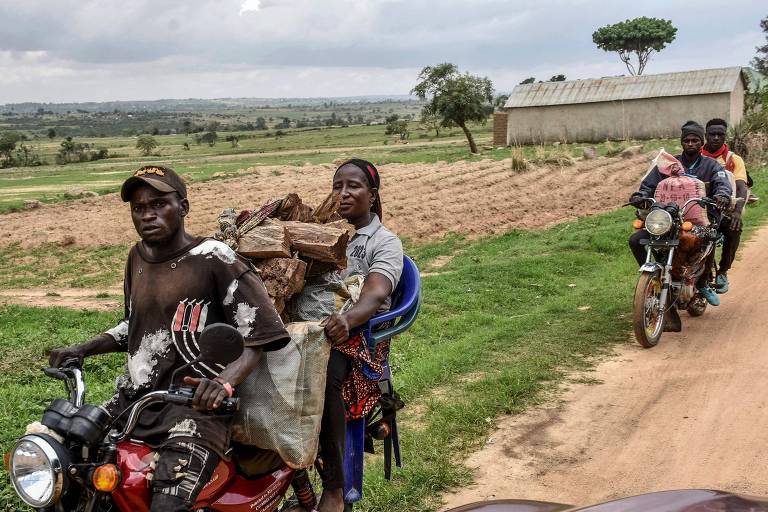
(120, 165, 187, 202)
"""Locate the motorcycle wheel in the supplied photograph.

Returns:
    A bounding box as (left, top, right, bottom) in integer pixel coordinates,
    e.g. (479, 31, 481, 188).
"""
(633, 272, 665, 348)
(686, 295, 708, 317)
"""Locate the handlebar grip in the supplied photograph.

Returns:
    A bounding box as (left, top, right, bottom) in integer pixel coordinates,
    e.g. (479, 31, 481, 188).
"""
(43, 367, 68, 380)
(220, 397, 239, 414)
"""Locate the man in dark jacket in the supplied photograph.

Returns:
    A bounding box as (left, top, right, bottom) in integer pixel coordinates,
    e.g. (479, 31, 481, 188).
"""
(628, 120, 732, 308)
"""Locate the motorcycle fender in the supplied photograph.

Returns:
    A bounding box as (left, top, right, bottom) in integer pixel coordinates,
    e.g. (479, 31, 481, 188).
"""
(639, 263, 662, 274)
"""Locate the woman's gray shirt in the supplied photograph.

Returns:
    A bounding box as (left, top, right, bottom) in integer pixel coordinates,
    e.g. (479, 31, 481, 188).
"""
(342, 214, 403, 311)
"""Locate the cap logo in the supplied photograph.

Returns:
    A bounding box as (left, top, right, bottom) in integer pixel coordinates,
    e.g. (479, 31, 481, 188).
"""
(135, 167, 165, 177)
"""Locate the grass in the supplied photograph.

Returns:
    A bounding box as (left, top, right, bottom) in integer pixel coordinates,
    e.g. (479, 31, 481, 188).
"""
(2, 167, 765, 511)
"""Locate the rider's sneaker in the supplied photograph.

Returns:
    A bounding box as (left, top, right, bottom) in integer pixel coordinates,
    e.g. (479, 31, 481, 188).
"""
(715, 274, 729, 294)
(698, 286, 720, 306)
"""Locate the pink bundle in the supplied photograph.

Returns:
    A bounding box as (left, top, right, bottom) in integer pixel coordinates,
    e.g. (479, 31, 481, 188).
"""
(652, 149, 708, 226)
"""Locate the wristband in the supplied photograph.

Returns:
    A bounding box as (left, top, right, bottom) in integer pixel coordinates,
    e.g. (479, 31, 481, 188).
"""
(214, 378, 235, 397)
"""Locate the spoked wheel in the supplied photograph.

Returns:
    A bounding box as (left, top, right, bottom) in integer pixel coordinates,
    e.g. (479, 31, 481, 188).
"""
(686, 294, 708, 317)
(633, 272, 665, 348)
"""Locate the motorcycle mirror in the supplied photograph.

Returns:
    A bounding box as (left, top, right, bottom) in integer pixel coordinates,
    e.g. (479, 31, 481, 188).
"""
(198, 323, 244, 366)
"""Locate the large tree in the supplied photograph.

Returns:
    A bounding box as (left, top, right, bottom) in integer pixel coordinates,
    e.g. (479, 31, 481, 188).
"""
(592, 17, 677, 75)
(412, 63, 493, 154)
(135, 135, 158, 156)
(753, 15, 768, 75)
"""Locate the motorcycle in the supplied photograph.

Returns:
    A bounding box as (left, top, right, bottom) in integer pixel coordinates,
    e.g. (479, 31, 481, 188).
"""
(628, 196, 723, 348)
(6, 323, 318, 512)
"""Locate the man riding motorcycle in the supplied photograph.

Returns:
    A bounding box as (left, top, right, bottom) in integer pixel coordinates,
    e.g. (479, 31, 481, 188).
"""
(628, 121, 732, 322)
(47, 166, 290, 512)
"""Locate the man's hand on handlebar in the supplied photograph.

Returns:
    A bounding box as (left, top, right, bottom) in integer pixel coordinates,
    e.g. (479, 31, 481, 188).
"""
(48, 346, 86, 368)
(183, 376, 228, 411)
(714, 195, 731, 211)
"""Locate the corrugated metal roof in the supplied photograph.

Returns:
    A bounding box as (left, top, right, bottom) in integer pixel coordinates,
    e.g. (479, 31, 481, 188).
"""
(504, 67, 744, 108)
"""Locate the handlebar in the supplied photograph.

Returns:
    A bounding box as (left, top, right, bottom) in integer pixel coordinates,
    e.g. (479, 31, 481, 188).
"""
(42, 360, 86, 407)
(109, 388, 238, 444)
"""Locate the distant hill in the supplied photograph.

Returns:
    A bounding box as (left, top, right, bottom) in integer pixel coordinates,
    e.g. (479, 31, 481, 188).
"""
(0, 95, 419, 114)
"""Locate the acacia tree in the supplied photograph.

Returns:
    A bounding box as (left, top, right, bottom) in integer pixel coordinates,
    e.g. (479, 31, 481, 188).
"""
(136, 135, 158, 156)
(592, 17, 677, 75)
(412, 63, 493, 154)
(753, 15, 768, 74)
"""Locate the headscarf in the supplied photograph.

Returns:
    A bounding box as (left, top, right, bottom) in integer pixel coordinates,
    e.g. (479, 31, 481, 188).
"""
(334, 158, 383, 220)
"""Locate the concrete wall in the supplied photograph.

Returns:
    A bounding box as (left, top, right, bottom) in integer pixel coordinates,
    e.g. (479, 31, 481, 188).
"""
(730, 78, 745, 126)
(506, 93, 736, 144)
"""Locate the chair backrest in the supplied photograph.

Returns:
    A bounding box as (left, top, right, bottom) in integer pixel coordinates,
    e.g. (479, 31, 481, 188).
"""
(365, 255, 421, 346)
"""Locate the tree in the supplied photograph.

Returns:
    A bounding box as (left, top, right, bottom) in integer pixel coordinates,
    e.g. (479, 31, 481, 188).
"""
(200, 131, 218, 146)
(136, 135, 158, 156)
(419, 105, 442, 136)
(519, 77, 536, 85)
(753, 15, 768, 74)
(592, 17, 677, 75)
(0, 132, 20, 166)
(549, 74, 566, 82)
(493, 94, 510, 111)
(384, 115, 409, 140)
(412, 63, 494, 154)
(47, 128, 56, 140)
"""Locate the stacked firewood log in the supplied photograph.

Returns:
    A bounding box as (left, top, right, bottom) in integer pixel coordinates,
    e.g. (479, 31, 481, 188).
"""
(214, 193, 354, 314)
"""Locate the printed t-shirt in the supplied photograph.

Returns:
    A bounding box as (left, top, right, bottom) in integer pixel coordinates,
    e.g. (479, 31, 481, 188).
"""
(104, 237, 289, 457)
(342, 214, 403, 311)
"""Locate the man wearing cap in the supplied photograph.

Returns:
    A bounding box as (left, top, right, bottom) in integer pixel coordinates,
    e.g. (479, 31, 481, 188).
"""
(628, 121, 732, 312)
(48, 165, 290, 511)
(701, 118, 749, 294)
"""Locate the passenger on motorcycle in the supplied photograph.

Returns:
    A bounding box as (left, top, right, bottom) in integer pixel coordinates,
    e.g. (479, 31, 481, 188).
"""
(319, 159, 403, 512)
(701, 118, 749, 294)
(628, 120, 732, 307)
(48, 165, 290, 512)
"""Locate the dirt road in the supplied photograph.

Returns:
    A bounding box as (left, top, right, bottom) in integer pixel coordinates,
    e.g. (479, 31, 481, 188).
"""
(442, 225, 768, 509)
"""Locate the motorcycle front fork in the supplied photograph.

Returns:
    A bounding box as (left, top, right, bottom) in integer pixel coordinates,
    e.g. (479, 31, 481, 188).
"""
(646, 246, 676, 310)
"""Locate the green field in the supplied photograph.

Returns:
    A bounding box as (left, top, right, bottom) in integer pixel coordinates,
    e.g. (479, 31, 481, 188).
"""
(1, 165, 766, 511)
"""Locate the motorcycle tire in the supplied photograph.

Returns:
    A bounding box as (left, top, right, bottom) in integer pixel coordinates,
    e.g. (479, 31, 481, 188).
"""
(633, 272, 665, 348)
(686, 295, 707, 317)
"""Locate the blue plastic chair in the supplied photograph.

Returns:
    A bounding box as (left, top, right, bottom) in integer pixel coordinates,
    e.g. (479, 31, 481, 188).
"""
(342, 255, 421, 507)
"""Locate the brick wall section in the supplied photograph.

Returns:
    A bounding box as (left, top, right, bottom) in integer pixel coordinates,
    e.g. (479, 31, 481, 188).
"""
(493, 112, 508, 147)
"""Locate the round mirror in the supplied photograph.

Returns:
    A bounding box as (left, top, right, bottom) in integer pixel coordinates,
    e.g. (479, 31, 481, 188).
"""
(198, 323, 244, 366)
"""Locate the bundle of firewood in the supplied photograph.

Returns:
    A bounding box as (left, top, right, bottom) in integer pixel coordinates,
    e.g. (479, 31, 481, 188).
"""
(215, 193, 354, 314)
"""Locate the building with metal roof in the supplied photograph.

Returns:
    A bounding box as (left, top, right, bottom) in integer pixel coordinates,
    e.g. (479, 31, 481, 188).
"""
(494, 67, 746, 145)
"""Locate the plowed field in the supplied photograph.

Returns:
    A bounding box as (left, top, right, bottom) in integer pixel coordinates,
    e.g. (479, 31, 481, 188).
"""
(0, 153, 651, 248)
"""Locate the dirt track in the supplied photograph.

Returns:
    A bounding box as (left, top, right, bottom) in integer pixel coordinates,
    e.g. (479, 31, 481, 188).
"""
(442, 225, 768, 509)
(0, 154, 650, 248)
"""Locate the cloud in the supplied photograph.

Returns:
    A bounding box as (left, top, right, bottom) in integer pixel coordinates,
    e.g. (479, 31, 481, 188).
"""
(0, 0, 764, 102)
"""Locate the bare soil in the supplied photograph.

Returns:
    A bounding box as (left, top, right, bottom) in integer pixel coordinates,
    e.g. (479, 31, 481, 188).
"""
(0, 154, 650, 248)
(441, 225, 768, 509)
(0, 287, 123, 311)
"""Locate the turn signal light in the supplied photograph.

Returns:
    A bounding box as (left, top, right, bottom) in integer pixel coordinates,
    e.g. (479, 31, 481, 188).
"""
(682, 221, 694, 232)
(92, 463, 121, 492)
(3, 452, 10, 472)
(632, 219, 644, 229)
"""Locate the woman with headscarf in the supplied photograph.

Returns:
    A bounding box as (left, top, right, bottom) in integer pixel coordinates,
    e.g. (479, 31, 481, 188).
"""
(318, 159, 403, 512)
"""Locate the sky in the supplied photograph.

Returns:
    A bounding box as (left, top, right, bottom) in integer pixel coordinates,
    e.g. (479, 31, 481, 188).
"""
(0, 0, 765, 103)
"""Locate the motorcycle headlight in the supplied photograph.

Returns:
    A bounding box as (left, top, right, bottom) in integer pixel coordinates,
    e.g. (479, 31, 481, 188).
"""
(645, 209, 673, 236)
(9, 435, 67, 507)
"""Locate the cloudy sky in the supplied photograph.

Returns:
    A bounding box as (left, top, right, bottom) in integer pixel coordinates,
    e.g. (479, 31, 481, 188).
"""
(0, 0, 765, 103)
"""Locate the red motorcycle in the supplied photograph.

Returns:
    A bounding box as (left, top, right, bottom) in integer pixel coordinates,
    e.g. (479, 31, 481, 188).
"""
(7, 324, 317, 512)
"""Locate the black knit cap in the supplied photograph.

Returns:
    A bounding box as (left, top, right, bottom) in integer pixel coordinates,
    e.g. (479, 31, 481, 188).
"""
(334, 158, 383, 220)
(681, 120, 705, 141)
(120, 165, 187, 202)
